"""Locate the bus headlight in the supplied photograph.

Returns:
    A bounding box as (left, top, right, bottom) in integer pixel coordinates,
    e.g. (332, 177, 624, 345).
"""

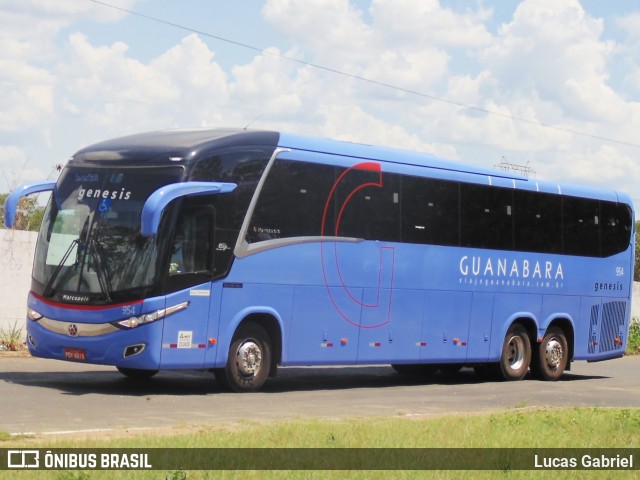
(117, 315, 155, 329)
(27, 308, 43, 321)
(114, 301, 189, 329)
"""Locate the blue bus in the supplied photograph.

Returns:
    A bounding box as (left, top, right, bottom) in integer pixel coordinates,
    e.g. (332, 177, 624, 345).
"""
(4, 129, 634, 392)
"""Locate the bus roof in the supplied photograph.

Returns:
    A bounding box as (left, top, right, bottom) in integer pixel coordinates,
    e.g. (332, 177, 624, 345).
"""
(279, 131, 513, 179)
(277, 132, 632, 205)
(68, 128, 632, 206)
(71, 128, 279, 165)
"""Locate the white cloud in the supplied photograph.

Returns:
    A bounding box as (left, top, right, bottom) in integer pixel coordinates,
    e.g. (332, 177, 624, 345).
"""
(361, 49, 450, 92)
(394, 0, 640, 200)
(262, 0, 491, 90)
(0, 146, 32, 189)
(2, 0, 640, 208)
(0, 0, 140, 62)
(0, 145, 27, 166)
(262, 0, 374, 65)
(316, 103, 452, 156)
(549, 145, 640, 187)
(0, 62, 55, 132)
(0, 0, 139, 24)
(615, 13, 640, 94)
(369, 0, 493, 49)
(0, 0, 145, 185)
(59, 33, 231, 132)
(480, 0, 624, 121)
(231, 47, 302, 119)
(257, 0, 497, 152)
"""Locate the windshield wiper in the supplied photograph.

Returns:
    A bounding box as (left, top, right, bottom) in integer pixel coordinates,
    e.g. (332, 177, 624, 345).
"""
(42, 238, 79, 298)
(42, 226, 114, 303)
(73, 213, 113, 303)
(87, 237, 113, 303)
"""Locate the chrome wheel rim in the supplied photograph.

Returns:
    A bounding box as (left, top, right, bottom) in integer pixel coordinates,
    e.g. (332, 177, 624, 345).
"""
(236, 340, 262, 376)
(507, 335, 526, 370)
(545, 338, 563, 371)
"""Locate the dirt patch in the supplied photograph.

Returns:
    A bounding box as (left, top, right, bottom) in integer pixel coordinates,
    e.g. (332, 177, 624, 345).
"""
(0, 346, 30, 357)
(0, 342, 31, 357)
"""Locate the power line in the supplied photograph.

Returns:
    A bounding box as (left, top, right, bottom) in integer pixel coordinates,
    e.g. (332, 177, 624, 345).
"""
(87, 0, 640, 150)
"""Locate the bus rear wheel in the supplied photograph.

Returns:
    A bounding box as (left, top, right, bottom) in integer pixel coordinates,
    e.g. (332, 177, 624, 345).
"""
(496, 324, 531, 381)
(531, 327, 569, 381)
(215, 324, 271, 393)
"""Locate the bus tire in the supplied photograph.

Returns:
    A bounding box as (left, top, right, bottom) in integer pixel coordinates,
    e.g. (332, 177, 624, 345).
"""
(116, 366, 158, 380)
(497, 324, 531, 381)
(217, 323, 271, 393)
(531, 326, 569, 381)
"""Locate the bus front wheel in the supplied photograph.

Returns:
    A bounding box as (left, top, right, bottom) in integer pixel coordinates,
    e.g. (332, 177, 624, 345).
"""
(497, 324, 531, 381)
(216, 323, 271, 393)
(531, 326, 569, 381)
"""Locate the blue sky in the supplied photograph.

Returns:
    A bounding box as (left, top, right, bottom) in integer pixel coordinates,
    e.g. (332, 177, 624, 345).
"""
(2, 0, 640, 209)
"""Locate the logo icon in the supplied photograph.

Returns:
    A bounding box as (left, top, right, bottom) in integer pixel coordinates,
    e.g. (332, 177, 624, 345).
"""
(68, 324, 79, 337)
(8, 450, 39, 469)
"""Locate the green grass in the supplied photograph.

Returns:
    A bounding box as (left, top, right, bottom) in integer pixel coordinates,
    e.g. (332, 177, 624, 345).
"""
(627, 318, 640, 355)
(2, 408, 639, 479)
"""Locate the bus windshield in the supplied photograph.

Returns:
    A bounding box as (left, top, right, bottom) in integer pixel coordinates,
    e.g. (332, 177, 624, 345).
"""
(33, 166, 184, 304)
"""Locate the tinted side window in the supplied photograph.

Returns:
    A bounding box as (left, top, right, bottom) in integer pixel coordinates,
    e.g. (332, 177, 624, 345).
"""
(245, 158, 633, 258)
(514, 190, 562, 254)
(563, 197, 600, 256)
(247, 159, 336, 242)
(191, 150, 270, 275)
(164, 202, 215, 293)
(336, 170, 401, 242)
(601, 202, 632, 257)
(402, 176, 459, 246)
(190, 150, 269, 184)
(460, 184, 513, 250)
(190, 150, 269, 232)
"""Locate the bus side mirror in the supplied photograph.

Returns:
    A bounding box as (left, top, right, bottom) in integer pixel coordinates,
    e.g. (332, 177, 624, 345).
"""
(3, 181, 56, 228)
(140, 181, 236, 237)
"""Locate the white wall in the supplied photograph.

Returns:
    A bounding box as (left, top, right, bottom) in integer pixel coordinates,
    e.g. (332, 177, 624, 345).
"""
(0, 229, 38, 333)
(633, 282, 640, 321)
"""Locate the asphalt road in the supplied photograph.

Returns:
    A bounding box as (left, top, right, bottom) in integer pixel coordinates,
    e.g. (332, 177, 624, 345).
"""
(1, 354, 639, 436)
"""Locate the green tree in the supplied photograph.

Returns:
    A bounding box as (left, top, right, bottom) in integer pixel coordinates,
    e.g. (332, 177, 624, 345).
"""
(0, 193, 45, 231)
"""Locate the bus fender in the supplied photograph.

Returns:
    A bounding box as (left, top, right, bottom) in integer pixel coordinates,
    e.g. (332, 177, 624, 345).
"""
(538, 314, 574, 338)
(215, 306, 285, 366)
(490, 312, 538, 361)
(538, 314, 575, 362)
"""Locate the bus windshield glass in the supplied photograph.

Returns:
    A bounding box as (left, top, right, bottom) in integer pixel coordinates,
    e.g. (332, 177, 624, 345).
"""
(33, 166, 184, 304)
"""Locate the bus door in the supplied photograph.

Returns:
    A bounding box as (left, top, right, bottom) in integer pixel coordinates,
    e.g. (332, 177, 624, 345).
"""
(160, 205, 216, 369)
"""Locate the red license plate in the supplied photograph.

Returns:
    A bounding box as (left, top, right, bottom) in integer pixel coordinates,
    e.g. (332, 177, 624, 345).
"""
(64, 348, 87, 361)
